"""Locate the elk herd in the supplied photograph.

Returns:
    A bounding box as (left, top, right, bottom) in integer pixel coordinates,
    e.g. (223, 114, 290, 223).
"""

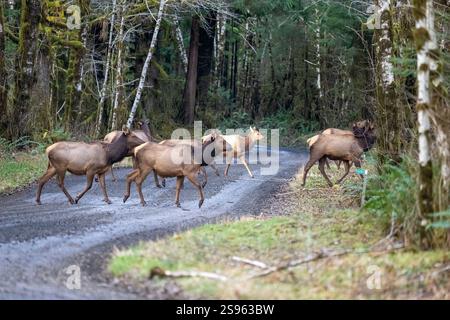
(35, 120, 376, 209)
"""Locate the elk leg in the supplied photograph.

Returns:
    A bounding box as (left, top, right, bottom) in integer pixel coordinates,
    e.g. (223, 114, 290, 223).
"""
(110, 165, 117, 182)
(301, 159, 316, 187)
(56, 171, 75, 205)
(153, 171, 163, 188)
(98, 173, 111, 204)
(336, 161, 351, 184)
(187, 173, 205, 208)
(239, 155, 254, 178)
(75, 172, 95, 204)
(123, 169, 140, 203)
(326, 158, 331, 170)
(210, 161, 220, 176)
(224, 152, 233, 176)
(335, 160, 342, 170)
(135, 168, 152, 206)
(318, 157, 333, 187)
(175, 176, 185, 208)
(199, 167, 208, 188)
(36, 165, 57, 205)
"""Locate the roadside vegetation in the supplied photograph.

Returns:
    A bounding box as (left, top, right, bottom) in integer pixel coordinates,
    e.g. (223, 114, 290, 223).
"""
(109, 161, 449, 299)
(0, 138, 47, 194)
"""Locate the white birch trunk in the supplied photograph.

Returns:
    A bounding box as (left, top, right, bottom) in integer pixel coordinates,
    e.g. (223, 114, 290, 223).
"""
(378, 0, 394, 88)
(111, 11, 125, 130)
(215, 14, 227, 88)
(95, 0, 117, 136)
(76, 24, 88, 116)
(315, 9, 323, 100)
(173, 14, 188, 74)
(416, 2, 432, 167)
(126, 0, 167, 129)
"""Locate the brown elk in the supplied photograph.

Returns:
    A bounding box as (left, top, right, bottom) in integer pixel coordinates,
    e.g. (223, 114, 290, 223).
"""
(36, 127, 145, 205)
(103, 120, 153, 182)
(307, 128, 354, 170)
(302, 121, 376, 187)
(156, 132, 223, 187)
(123, 136, 217, 208)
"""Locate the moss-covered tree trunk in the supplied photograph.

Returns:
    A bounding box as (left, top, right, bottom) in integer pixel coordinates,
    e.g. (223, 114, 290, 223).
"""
(374, 0, 401, 164)
(0, 2, 7, 133)
(413, 0, 434, 248)
(65, 0, 90, 128)
(11, 0, 42, 139)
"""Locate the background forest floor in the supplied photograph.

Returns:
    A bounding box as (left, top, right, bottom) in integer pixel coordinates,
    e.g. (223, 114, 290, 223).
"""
(109, 165, 450, 299)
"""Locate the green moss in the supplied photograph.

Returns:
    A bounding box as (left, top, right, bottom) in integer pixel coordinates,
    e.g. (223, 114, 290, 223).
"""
(413, 27, 430, 51)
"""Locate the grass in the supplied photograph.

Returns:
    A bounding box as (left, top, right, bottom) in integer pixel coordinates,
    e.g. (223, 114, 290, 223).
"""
(0, 152, 48, 194)
(109, 164, 449, 299)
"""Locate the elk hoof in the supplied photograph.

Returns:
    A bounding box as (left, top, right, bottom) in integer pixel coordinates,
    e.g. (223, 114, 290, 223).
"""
(176, 202, 181, 208)
(198, 200, 204, 208)
(123, 195, 129, 203)
(141, 201, 147, 207)
(104, 199, 112, 205)
(71, 198, 77, 205)
(36, 200, 42, 205)
(202, 181, 207, 189)
(162, 180, 166, 188)
(156, 184, 162, 189)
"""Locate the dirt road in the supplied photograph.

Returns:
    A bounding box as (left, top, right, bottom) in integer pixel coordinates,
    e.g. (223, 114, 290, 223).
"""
(0, 147, 306, 299)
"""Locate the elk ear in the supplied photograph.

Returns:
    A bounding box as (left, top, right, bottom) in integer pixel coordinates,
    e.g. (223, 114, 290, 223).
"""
(122, 126, 130, 135)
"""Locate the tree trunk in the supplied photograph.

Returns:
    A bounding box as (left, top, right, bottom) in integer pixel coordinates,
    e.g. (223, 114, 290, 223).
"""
(413, 0, 434, 247)
(173, 14, 188, 74)
(315, 8, 323, 110)
(0, 2, 7, 133)
(374, 0, 402, 164)
(65, 8, 89, 129)
(126, 0, 166, 128)
(428, 0, 449, 212)
(182, 16, 200, 125)
(95, 0, 117, 136)
(214, 14, 227, 88)
(11, 0, 42, 139)
(111, 4, 125, 130)
(197, 12, 216, 110)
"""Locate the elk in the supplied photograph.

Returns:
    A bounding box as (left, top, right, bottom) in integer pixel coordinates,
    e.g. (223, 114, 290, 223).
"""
(123, 136, 217, 208)
(220, 127, 264, 178)
(157, 133, 221, 188)
(307, 128, 354, 170)
(103, 120, 153, 181)
(302, 121, 376, 187)
(36, 127, 145, 205)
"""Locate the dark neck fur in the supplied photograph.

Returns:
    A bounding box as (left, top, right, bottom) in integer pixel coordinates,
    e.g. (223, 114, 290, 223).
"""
(201, 138, 216, 166)
(105, 133, 129, 165)
(355, 133, 376, 152)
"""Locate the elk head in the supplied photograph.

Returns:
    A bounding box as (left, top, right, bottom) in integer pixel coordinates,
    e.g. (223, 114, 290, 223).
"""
(249, 127, 264, 141)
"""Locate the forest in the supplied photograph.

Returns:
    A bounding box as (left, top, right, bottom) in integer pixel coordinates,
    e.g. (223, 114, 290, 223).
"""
(0, 0, 449, 299)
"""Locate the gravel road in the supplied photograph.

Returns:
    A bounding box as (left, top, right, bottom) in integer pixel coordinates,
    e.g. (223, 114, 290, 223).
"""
(0, 147, 307, 299)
